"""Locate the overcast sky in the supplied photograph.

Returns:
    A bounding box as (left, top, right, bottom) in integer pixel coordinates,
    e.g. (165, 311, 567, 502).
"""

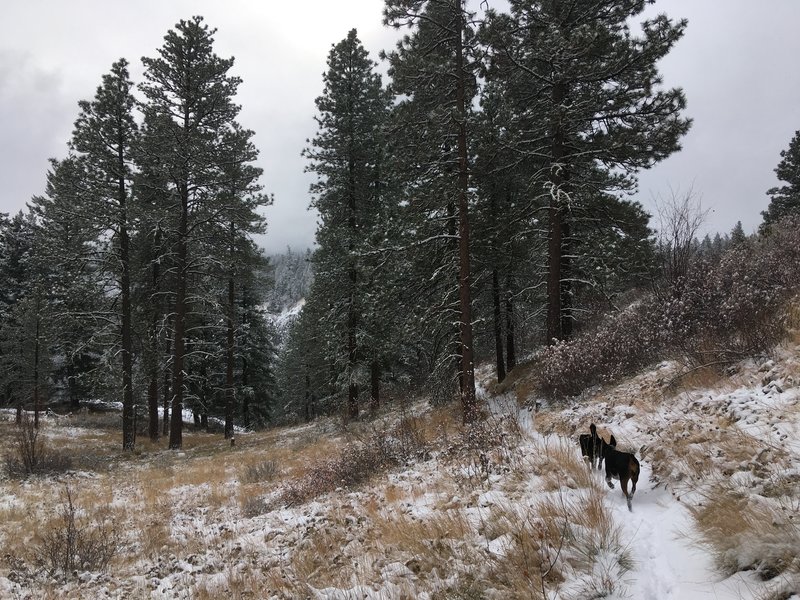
(1, 1, 799, 253)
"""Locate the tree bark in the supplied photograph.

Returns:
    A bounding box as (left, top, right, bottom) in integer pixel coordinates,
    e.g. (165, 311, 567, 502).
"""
(148, 227, 162, 442)
(120, 164, 135, 451)
(560, 218, 573, 338)
(546, 80, 567, 343)
(492, 269, 506, 383)
(370, 361, 380, 414)
(242, 356, 250, 429)
(505, 284, 517, 371)
(169, 186, 188, 450)
(33, 307, 41, 430)
(454, 1, 477, 423)
(224, 223, 236, 440)
(162, 331, 171, 437)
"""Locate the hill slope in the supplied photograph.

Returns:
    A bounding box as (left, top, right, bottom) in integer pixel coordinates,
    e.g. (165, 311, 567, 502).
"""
(1, 338, 798, 599)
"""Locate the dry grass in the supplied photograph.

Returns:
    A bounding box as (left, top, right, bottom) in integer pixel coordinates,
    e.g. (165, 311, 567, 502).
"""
(690, 482, 800, 581)
(666, 363, 729, 395)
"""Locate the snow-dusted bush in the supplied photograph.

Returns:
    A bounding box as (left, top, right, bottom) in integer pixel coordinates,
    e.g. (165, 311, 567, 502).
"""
(4, 414, 73, 478)
(34, 485, 119, 579)
(537, 218, 800, 399)
(690, 485, 800, 584)
(536, 298, 663, 398)
(279, 416, 431, 506)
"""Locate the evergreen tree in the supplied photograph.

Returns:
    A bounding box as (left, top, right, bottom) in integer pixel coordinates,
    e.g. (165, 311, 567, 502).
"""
(70, 59, 140, 449)
(217, 124, 267, 439)
(384, 0, 480, 422)
(140, 16, 262, 449)
(763, 130, 800, 228)
(134, 110, 176, 440)
(730, 220, 747, 246)
(0, 210, 38, 419)
(30, 158, 108, 412)
(482, 0, 691, 341)
(302, 29, 390, 420)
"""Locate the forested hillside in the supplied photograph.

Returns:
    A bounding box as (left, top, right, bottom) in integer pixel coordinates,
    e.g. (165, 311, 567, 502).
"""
(263, 248, 313, 314)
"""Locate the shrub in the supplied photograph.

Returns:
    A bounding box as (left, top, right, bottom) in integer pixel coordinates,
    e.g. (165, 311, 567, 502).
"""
(4, 414, 73, 478)
(242, 459, 277, 484)
(279, 416, 430, 506)
(34, 485, 119, 579)
(536, 217, 800, 399)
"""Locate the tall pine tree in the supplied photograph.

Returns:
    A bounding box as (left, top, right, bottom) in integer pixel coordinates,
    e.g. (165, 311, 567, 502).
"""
(140, 16, 262, 448)
(483, 0, 690, 341)
(763, 130, 800, 228)
(302, 29, 390, 421)
(384, 0, 480, 422)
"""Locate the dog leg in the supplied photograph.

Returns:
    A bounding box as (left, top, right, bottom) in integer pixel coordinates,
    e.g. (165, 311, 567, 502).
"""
(606, 475, 614, 489)
(621, 476, 632, 511)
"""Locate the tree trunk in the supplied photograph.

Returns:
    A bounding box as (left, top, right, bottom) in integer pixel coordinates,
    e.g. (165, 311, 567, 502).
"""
(447, 200, 463, 395)
(162, 331, 171, 437)
(120, 185, 135, 451)
(560, 218, 573, 338)
(169, 187, 188, 450)
(546, 80, 567, 343)
(33, 309, 41, 430)
(492, 269, 506, 383)
(304, 371, 313, 422)
(242, 356, 250, 429)
(147, 369, 159, 442)
(225, 240, 235, 440)
(505, 284, 517, 371)
(148, 228, 162, 442)
(67, 363, 80, 410)
(346, 123, 359, 422)
(370, 361, 380, 414)
(454, 1, 477, 423)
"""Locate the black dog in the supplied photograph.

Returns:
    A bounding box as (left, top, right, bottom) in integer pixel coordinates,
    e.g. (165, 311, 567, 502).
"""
(579, 423, 604, 470)
(601, 434, 640, 511)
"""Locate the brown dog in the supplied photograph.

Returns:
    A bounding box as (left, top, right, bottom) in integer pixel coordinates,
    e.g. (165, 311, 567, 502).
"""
(601, 434, 640, 511)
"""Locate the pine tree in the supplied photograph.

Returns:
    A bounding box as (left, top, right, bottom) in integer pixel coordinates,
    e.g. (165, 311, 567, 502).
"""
(30, 158, 108, 413)
(217, 124, 266, 439)
(140, 16, 260, 449)
(384, 0, 480, 422)
(134, 110, 176, 440)
(70, 59, 140, 449)
(763, 130, 800, 228)
(0, 210, 38, 419)
(730, 221, 747, 246)
(482, 0, 691, 341)
(302, 29, 390, 421)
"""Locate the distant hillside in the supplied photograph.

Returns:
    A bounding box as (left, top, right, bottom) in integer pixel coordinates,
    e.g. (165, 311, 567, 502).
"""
(264, 247, 313, 313)
(265, 248, 313, 345)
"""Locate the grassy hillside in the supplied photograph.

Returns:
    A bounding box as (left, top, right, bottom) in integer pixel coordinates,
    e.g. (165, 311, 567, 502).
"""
(1, 325, 799, 599)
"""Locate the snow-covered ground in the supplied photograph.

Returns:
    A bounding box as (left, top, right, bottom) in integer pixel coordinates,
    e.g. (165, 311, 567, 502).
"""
(1, 339, 798, 599)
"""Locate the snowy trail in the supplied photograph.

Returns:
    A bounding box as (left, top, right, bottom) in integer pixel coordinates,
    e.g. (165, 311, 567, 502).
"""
(604, 461, 756, 600)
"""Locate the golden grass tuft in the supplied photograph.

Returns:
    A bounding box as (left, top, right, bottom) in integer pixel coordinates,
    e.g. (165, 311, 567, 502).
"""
(690, 482, 800, 580)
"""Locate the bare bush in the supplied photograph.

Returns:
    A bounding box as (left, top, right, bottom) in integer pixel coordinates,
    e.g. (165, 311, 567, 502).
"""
(34, 485, 119, 579)
(4, 414, 73, 478)
(241, 460, 277, 484)
(279, 415, 430, 506)
(536, 217, 800, 399)
(653, 186, 709, 288)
